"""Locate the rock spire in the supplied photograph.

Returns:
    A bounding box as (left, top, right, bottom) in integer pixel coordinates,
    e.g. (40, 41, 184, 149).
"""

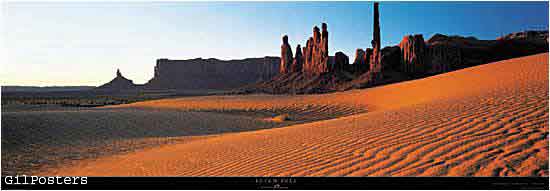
(280, 35, 294, 74)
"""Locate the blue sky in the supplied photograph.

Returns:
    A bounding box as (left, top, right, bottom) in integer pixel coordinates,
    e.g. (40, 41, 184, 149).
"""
(3, 1, 548, 86)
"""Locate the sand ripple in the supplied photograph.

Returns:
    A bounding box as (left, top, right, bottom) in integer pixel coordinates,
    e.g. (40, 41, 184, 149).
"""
(40, 53, 548, 176)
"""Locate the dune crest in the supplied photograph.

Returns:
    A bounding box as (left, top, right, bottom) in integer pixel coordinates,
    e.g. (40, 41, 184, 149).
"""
(44, 53, 549, 176)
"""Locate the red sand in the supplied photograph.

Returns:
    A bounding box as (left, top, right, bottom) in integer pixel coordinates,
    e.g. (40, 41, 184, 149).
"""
(42, 53, 548, 176)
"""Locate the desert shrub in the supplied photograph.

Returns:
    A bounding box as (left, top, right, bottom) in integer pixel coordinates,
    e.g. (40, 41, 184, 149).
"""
(271, 114, 291, 122)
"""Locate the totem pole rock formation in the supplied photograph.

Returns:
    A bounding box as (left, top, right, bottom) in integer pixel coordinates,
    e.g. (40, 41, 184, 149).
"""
(308, 26, 321, 73)
(280, 35, 294, 74)
(302, 23, 330, 75)
(303, 37, 313, 74)
(369, 2, 382, 77)
(263, 0, 548, 94)
(399, 34, 427, 75)
(291, 44, 303, 72)
(320, 23, 330, 69)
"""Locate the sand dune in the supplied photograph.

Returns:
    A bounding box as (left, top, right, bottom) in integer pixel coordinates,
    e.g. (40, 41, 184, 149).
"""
(2, 109, 292, 175)
(3, 94, 366, 175)
(42, 53, 548, 176)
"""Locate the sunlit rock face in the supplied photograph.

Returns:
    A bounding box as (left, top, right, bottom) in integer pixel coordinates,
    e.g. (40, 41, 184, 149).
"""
(399, 34, 427, 76)
(302, 23, 330, 75)
(280, 35, 294, 74)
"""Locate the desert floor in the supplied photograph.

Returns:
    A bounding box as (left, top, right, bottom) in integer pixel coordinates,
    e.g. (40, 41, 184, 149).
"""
(4, 53, 548, 176)
(2, 95, 364, 175)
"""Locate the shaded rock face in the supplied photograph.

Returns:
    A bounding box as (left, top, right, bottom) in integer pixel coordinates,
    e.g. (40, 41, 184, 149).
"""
(427, 44, 460, 74)
(98, 69, 136, 90)
(497, 30, 548, 42)
(303, 24, 330, 75)
(427, 33, 479, 45)
(352, 49, 369, 74)
(353, 49, 366, 65)
(291, 44, 303, 72)
(381, 46, 401, 71)
(332, 52, 349, 72)
(280, 35, 294, 74)
(147, 57, 279, 90)
(364, 48, 373, 71)
(425, 32, 548, 72)
(399, 34, 427, 75)
(426, 33, 488, 70)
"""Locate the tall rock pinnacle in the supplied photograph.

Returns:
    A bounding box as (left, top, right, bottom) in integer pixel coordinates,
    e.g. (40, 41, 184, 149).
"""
(280, 35, 294, 74)
(302, 23, 330, 75)
(292, 44, 303, 72)
(369, 2, 382, 76)
(320, 23, 329, 73)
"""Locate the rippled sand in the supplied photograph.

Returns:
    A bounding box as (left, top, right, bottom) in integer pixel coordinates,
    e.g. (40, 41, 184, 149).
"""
(40, 53, 548, 176)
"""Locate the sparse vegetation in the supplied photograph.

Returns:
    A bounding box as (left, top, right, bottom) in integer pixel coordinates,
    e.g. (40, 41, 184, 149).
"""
(0, 90, 203, 108)
(3, 94, 156, 107)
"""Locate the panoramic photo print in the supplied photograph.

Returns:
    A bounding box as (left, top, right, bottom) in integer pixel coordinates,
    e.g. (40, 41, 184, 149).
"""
(1, 1, 549, 189)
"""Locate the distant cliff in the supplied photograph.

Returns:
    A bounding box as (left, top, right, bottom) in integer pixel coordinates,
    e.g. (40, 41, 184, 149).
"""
(144, 57, 280, 90)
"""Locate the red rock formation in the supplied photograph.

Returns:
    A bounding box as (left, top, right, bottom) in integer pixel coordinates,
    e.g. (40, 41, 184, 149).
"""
(280, 35, 294, 74)
(311, 26, 324, 73)
(399, 34, 427, 75)
(369, 2, 382, 77)
(256, 26, 547, 94)
(303, 37, 313, 73)
(332, 52, 349, 72)
(302, 24, 330, 75)
(291, 44, 303, 72)
(320, 23, 330, 68)
(311, 26, 321, 73)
